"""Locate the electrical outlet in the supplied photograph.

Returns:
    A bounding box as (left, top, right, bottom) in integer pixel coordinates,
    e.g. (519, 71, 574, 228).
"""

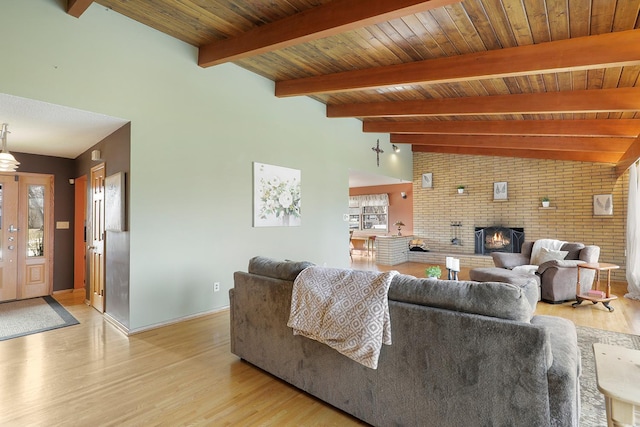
(214, 282, 220, 292)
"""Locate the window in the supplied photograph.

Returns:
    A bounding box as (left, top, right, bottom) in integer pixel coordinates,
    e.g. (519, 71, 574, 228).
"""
(362, 206, 388, 231)
(348, 194, 389, 232)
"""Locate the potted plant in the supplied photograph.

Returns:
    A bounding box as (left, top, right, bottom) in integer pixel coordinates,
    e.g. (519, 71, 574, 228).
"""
(541, 196, 550, 208)
(425, 265, 441, 278)
(457, 185, 465, 194)
(394, 220, 405, 236)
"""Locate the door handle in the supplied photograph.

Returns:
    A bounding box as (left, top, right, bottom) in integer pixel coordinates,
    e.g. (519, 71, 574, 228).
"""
(8, 224, 18, 233)
(87, 246, 96, 250)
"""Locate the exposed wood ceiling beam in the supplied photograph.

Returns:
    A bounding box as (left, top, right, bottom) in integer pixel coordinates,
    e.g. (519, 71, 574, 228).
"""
(67, 0, 94, 18)
(277, 30, 640, 97)
(364, 119, 640, 137)
(198, 0, 461, 67)
(412, 145, 622, 163)
(615, 134, 640, 176)
(327, 88, 640, 118)
(391, 134, 631, 153)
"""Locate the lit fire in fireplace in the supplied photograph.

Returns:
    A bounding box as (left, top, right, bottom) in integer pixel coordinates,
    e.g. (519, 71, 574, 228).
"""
(474, 226, 524, 255)
(485, 232, 511, 250)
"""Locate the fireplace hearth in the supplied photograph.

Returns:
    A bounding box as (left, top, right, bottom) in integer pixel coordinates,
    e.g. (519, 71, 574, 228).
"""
(474, 226, 524, 255)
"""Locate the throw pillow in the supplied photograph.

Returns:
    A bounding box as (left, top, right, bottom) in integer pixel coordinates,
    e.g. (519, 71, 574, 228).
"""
(534, 247, 568, 265)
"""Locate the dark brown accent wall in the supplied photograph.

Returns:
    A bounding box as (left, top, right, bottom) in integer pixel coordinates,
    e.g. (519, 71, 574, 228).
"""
(10, 152, 75, 292)
(75, 123, 131, 328)
(10, 122, 131, 329)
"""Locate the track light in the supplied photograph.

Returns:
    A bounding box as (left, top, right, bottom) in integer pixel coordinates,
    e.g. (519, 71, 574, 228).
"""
(392, 144, 400, 153)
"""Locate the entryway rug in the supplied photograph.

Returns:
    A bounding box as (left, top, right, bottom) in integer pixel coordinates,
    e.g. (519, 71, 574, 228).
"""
(576, 325, 640, 426)
(0, 296, 79, 341)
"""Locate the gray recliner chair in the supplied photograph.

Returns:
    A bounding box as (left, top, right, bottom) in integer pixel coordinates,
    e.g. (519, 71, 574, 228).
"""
(492, 241, 600, 303)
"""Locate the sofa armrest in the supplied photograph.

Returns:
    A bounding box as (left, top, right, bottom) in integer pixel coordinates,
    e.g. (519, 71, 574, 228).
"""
(531, 315, 581, 427)
(492, 252, 530, 269)
(537, 259, 585, 274)
(580, 245, 600, 263)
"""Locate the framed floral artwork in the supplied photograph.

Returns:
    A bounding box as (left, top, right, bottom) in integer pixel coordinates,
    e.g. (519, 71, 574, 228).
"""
(593, 194, 613, 216)
(253, 162, 301, 227)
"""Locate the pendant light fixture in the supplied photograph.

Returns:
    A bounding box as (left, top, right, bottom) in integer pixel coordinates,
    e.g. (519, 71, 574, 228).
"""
(0, 123, 20, 172)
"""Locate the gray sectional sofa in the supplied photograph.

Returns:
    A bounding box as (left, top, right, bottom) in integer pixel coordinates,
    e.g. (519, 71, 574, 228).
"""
(230, 256, 581, 427)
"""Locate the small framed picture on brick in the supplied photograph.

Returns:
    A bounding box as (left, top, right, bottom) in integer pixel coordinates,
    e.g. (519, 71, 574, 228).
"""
(493, 181, 508, 200)
(421, 173, 433, 188)
(593, 194, 613, 216)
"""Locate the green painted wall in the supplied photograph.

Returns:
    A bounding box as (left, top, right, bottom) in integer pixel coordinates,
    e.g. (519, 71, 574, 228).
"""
(1, 0, 412, 330)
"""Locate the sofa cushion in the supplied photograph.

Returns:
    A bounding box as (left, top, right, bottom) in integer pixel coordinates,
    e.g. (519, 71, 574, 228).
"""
(248, 256, 314, 281)
(536, 248, 568, 264)
(388, 274, 537, 322)
(491, 252, 531, 269)
(560, 242, 585, 259)
(560, 242, 585, 260)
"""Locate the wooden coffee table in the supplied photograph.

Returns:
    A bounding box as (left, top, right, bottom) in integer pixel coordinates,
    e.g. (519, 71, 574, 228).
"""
(572, 262, 619, 312)
(593, 343, 640, 426)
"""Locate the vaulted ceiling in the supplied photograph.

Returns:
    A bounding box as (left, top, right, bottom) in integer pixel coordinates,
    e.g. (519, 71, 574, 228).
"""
(67, 0, 640, 175)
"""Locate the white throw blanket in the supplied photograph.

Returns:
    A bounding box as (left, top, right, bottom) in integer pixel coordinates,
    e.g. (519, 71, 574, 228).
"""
(287, 266, 397, 369)
(531, 239, 567, 265)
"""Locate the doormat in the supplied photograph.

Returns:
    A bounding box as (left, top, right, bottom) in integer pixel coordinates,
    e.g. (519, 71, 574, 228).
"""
(576, 325, 640, 426)
(0, 296, 79, 341)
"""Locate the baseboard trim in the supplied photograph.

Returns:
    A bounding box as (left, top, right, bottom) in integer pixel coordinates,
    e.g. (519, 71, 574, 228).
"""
(104, 313, 130, 335)
(124, 306, 230, 336)
(53, 288, 86, 295)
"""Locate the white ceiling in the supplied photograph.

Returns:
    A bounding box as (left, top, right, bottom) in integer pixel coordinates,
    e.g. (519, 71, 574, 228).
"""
(348, 169, 411, 188)
(0, 93, 129, 159)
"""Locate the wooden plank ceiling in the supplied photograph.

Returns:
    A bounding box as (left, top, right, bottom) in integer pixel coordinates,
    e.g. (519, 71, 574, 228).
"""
(69, 0, 640, 174)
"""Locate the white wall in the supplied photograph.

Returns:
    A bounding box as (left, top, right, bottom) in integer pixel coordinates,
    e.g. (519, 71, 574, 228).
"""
(0, 0, 413, 330)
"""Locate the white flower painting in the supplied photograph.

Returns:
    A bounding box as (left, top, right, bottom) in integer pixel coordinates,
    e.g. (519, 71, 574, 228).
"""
(254, 162, 301, 227)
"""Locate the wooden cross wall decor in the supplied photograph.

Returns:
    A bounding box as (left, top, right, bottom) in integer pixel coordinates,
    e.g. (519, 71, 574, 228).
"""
(372, 139, 384, 167)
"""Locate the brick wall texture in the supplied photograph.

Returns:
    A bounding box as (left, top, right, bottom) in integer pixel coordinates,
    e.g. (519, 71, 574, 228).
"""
(413, 152, 629, 281)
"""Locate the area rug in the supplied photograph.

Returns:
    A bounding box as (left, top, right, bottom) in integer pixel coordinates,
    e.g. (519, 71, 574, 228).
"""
(0, 296, 79, 341)
(576, 325, 640, 426)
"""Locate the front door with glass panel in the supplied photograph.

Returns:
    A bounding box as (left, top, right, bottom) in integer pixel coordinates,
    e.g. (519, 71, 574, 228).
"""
(0, 175, 19, 301)
(0, 173, 53, 302)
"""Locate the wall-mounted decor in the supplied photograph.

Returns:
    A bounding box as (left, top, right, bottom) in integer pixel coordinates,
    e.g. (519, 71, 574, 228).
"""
(593, 194, 613, 216)
(421, 173, 432, 188)
(105, 172, 125, 231)
(371, 139, 384, 167)
(493, 182, 508, 200)
(254, 162, 301, 227)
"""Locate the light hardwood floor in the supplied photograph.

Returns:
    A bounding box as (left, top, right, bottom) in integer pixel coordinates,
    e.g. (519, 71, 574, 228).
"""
(1, 290, 366, 426)
(1, 257, 638, 426)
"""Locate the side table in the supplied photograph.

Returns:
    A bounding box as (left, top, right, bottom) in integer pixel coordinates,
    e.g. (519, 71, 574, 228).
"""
(593, 343, 640, 427)
(572, 262, 619, 312)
